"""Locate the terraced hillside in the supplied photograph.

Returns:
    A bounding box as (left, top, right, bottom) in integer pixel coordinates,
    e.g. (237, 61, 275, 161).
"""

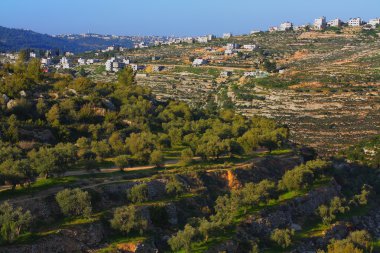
(104, 30, 380, 154)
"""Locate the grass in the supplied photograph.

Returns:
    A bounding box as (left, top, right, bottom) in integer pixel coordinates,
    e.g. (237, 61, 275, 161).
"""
(0, 176, 78, 201)
(10, 213, 102, 245)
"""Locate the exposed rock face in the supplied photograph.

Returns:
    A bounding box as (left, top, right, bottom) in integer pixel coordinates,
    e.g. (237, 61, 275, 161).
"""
(237, 182, 341, 240)
(287, 181, 341, 217)
(165, 203, 178, 226)
(352, 208, 380, 237)
(147, 180, 167, 200)
(19, 128, 55, 143)
(0, 223, 105, 253)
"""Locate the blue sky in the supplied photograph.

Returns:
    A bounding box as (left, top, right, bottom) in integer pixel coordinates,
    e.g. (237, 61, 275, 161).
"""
(0, 0, 379, 36)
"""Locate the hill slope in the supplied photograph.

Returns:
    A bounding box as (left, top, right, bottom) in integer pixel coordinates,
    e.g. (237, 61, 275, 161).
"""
(0, 26, 133, 52)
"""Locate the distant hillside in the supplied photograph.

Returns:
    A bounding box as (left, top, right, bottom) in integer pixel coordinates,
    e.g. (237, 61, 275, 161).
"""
(0, 26, 133, 52)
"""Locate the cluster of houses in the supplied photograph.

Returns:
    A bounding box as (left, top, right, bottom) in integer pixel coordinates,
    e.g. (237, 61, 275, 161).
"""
(104, 57, 165, 73)
(269, 16, 380, 32)
(224, 43, 257, 55)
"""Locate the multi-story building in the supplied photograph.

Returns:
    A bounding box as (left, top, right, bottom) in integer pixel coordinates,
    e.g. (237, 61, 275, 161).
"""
(279, 22, 293, 31)
(369, 18, 380, 27)
(348, 18, 363, 27)
(327, 18, 342, 27)
(60, 57, 71, 69)
(314, 17, 327, 30)
(223, 33, 232, 39)
(226, 43, 240, 50)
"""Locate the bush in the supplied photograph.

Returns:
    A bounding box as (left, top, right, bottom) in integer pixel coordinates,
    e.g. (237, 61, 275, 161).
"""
(180, 148, 194, 165)
(114, 155, 129, 170)
(270, 228, 294, 249)
(110, 205, 148, 234)
(168, 224, 196, 253)
(317, 197, 349, 225)
(127, 183, 149, 203)
(165, 176, 186, 197)
(324, 239, 364, 253)
(55, 188, 92, 217)
(0, 202, 32, 243)
(279, 165, 314, 191)
(149, 150, 164, 167)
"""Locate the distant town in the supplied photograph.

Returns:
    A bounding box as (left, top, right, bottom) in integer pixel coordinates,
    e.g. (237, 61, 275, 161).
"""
(1, 15, 379, 76)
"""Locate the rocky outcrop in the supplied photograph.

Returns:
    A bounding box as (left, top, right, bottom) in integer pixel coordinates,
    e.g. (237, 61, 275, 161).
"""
(0, 223, 105, 253)
(237, 181, 341, 241)
(352, 207, 380, 237)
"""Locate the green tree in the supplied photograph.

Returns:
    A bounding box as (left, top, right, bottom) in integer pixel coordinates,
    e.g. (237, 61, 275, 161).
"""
(26, 58, 42, 82)
(270, 228, 294, 249)
(165, 176, 186, 197)
(46, 104, 61, 127)
(0, 159, 34, 189)
(5, 114, 19, 142)
(168, 224, 196, 253)
(180, 148, 194, 165)
(279, 165, 314, 191)
(149, 150, 164, 167)
(115, 155, 130, 170)
(28, 144, 77, 178)
(55, 188, 92, 217)
(110, 205, 148, 234)
(118, 66, 135, 86)
(0, 202, 32, 243)
(36, 98, 47, 117)
(127, 183, 149, 203)
(324, 239, 364, 253)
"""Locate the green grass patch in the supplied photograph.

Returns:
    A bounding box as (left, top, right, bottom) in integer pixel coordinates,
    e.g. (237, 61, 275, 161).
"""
(0, 177, 78, 201)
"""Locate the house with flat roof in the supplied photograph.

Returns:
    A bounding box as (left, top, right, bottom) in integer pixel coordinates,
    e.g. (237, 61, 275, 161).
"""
(348, 18, 363, 27)
(314, 17, 327, 30)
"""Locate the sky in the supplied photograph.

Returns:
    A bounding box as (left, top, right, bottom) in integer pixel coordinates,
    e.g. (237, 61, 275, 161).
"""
(0, 0, 379, 36)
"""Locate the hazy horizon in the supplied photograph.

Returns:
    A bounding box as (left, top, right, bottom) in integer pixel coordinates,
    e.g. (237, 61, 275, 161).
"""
(1, 0, 379, 37)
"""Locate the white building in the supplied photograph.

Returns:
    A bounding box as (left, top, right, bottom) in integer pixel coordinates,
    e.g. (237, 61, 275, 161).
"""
(60, 57, 71, 69)
(348, 18, 363, 27)
(314, 17, 327, 30)
(250, 30, 261, 34)
(220, 71, 232, 77)
(224, 49, 236, 56)
(279, 22, 293, 31)
(269, 26, 278, 32)
(207, 34, 216, 40)
(327, 18, 342, 27)
(226, 43, 240, 50)
(152, 65, 164, 72)
(243, 44, 257, 51)
(86, 59, 99, 65)
(130, 64, 145, 71)
(30, 52, 38, 58)
(223, 33, 232, 39)
(244, 70, 269, 78)
(41, 58, 52, 66)
(197, 36, 209, 43)
(192, 58, 208, 66)
(78, 58, 86, 65)
(105, 57, 125, 72)
(369, 18, 380, 28)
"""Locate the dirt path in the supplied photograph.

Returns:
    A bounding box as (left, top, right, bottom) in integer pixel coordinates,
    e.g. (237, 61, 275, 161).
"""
(5, 154, 292, 204)
(63, 159, 179, 177)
